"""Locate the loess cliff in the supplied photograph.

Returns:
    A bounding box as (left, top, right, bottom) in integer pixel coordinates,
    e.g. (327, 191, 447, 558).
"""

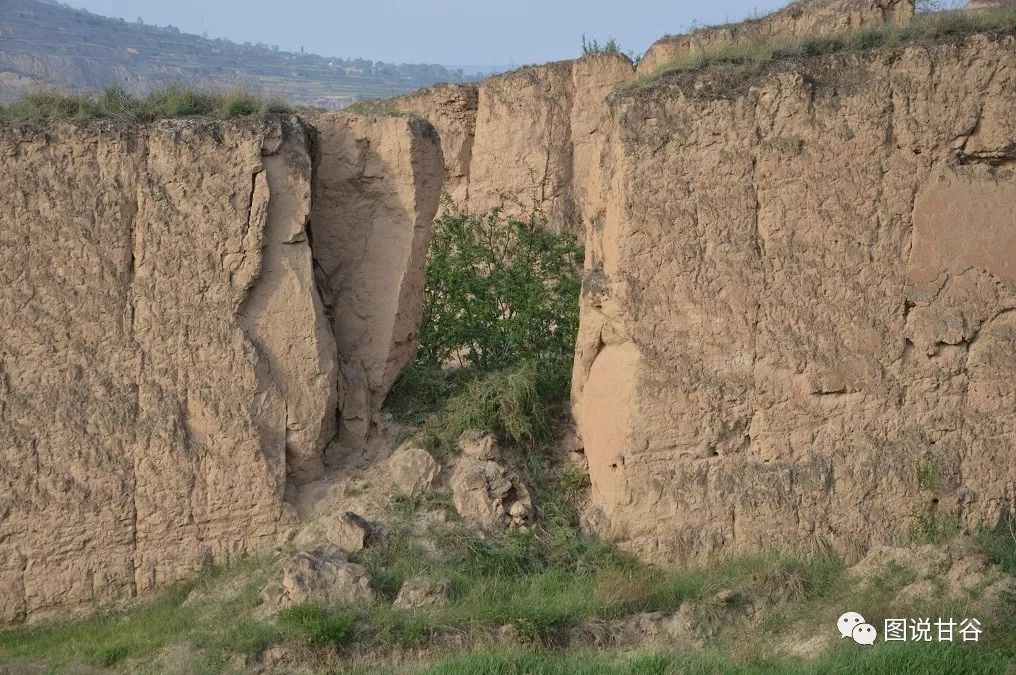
(0, 113, 442, 622)
(574, 33, 1016, 562)
(2, 0, 1015, 627)
(382, 0, 1015, 564)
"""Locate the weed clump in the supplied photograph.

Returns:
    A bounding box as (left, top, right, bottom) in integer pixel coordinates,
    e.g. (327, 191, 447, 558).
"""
(581, 34, 621, 56)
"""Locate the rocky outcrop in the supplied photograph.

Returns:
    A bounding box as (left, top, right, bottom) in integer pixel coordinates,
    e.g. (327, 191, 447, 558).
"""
(383, 53, 634, 236)
(450, 432, 533, 532)
(573, 33, 1016, 562)
(307, 112, 443, 457)
(385, 444, 441, 498)
(0, 112, 442, 623)
(262, 545, 374, 609)
(393, 576, 451, 609)
(382, 1, 916, 235)
(637, 0, 915, 76)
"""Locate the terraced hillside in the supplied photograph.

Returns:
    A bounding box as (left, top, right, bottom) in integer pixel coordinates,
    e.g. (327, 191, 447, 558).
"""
(0, 0, 469, 108)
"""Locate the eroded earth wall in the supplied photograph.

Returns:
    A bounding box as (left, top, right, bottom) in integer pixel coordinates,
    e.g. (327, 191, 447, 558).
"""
(0, 118, 311, 622)
(307, 113, 443, 457)
(574, 34, 1016, 563)
(0, 113, 442, 623)
(382, 2, 916, 236)
(381, 53, 634, 236)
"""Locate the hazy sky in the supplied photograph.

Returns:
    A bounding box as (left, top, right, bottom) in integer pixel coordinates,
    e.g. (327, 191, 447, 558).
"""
(67, 1, 790, 66)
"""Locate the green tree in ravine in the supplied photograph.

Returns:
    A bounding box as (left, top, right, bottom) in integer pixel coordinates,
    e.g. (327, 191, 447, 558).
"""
(417, 197, 583, 397)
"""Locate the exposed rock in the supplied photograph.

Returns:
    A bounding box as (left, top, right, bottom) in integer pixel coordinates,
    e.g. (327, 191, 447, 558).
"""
(850, 544, 952, 580)
(457, 430, 501, 461)
(619, 609, 694, 644)
(573, 34, 1016, 562)
(569, 603, 699, 648)
(450, 457, 533, 532)
(972, 575, 1016, 614)
(307, 111, 444, 459)
(638, 0, 915, 76)
(497, 623, 522, 645)
(410, 509, 455, 559)
(568, 619, 614, 648)
(266, 545, 373, 609)
(851, 542, 1012, 606)
(580, 504, 610, 538)
(251, 644, 319, 674)
(359, 84, 478, 205)
(944, 554, 993, 593)
(295, 511, 372, 553)
(386, 444, 441, 497)
(393, 576, 451, 609)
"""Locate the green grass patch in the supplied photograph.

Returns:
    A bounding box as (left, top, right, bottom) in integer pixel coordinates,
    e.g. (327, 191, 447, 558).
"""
(976, 514, 1016, 576)
(0, 85, 293, 123)
(391, 360, 567, 458)
(342, 445, 853, 649)
(0, 554, 281, 671)
(277, 603, 359, 647)
(423, 641, 1014, 675)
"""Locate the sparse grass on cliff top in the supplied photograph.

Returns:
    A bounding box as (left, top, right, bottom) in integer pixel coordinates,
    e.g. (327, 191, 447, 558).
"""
(632, 8, 1016, 88)
(0, 85, 293, 123)
(343, 101, 412, 117)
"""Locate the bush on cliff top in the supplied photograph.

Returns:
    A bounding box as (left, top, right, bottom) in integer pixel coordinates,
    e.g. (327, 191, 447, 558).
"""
(0, 85, 293, 122)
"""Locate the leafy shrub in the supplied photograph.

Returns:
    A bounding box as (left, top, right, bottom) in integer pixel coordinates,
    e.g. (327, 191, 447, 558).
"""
(417, 198, 582, 398)
(277, 603, 359, 647)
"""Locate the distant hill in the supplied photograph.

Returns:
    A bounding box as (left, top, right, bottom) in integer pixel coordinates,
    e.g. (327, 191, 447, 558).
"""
(0, 0, 472, 109)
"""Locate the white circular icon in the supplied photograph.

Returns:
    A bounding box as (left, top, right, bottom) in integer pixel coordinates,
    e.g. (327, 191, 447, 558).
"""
(837, 611, 865, 639)
(852, 623, 877, 645)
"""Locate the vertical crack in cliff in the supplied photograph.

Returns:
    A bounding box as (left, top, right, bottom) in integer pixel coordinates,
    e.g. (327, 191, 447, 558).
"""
(747, 120, 765, 458)
(241, 169, 259, 247)
(540, 113, 556, 206)
(125, 135, 149, 600)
